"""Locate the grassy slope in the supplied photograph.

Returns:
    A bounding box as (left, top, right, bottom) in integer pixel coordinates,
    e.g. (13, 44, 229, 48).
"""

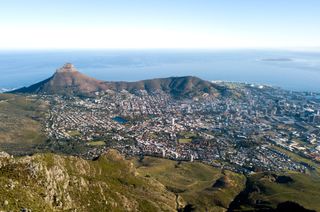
(233, 172, 320, 211)
(260, 172, 320, 209)
(0, 94, 48, 155)
(135, 157, 246, 211)
(1, 137, 319, 211)
(0, 150, 177, 212)
(232, 147, 320, 211)
(0, 151, 247, 212)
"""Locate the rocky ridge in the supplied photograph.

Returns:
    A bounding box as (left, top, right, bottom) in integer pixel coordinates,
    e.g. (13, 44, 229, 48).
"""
(0, 150, 178, 211)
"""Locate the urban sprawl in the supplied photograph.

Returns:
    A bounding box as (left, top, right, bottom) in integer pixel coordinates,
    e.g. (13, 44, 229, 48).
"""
(39, 83, 320, 173)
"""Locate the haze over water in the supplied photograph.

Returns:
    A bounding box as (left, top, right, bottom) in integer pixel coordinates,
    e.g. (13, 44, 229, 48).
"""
(0, 50, 320, 92)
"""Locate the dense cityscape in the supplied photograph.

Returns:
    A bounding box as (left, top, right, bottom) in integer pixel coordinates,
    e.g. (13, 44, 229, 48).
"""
(39, 83, 320, 174)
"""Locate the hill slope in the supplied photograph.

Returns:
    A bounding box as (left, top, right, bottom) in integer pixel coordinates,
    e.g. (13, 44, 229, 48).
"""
(135, 156, 246, 211)
(0, 150, 247, 211)
(1, 149, 319, 211)
(12, 63, 229, 98)
(0, 94, 47, 155)
(0, 150, 177, 211)
(12, 63, 109, 96)
(106, 76, 229, 98)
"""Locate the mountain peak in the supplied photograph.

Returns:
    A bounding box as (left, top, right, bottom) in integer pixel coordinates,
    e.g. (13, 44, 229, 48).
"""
(56, 63, 77, 73)
(12, 63, 108, 96)
(12, 64, 230, 98)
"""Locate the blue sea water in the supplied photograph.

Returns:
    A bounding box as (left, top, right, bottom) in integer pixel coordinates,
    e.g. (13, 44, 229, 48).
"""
(0, 49, 320, 92)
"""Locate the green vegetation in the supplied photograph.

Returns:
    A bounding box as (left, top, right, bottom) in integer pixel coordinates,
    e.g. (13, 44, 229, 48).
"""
(179, 131, 197, 138)
(177, 131, 197, 144)
(261, 172, 320, 210)
(87, 141, 106, 146)
(0, 94, 48, 155)
(232, 171, 320, 211)
(135, 156, 246, 211)
(0, 150, 177, 212)
(271, 145, 320, 174)
(1, 147, 320, 211)
(67, 130, 81, 137)
(178, 138, 192, 144)
(231, 146, 320, 211)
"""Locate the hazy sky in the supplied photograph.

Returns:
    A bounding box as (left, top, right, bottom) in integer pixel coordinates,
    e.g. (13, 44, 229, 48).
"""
(0, 0, 319, 49)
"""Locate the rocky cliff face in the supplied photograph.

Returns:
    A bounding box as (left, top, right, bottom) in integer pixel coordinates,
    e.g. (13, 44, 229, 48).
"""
(0, 150, 177, 211)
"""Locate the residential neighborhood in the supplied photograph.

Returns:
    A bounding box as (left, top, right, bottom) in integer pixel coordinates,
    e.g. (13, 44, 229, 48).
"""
(38, 83, 320, 174)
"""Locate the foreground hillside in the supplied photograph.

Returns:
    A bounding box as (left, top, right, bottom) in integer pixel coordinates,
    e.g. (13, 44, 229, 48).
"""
(229, 148, 320, 212)
(0, 150, 178, 211)
(0, 149, 247, 212)
(135, 157, 246, 211)
(1, 150, 319, 211)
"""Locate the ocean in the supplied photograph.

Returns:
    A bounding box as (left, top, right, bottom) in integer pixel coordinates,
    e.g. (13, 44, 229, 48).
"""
(0, 49, 320, 92)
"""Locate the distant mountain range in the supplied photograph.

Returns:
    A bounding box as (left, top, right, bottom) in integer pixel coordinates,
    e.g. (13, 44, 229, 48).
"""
(12, 63, 231, 98)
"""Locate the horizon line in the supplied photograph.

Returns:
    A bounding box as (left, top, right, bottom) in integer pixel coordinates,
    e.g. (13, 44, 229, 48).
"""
(0, 47, 320, 52)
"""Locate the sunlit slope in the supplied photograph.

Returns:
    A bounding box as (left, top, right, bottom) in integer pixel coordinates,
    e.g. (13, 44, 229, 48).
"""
(135, 156, 246, 211)
(0, 150, 177, 212)
(0, 94, 48, 155)
(230, 149, 320, 212)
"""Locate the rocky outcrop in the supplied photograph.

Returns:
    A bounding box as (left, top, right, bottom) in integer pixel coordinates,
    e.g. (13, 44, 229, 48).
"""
(0, 150, 177, 211)
(12, 63, 109, 96)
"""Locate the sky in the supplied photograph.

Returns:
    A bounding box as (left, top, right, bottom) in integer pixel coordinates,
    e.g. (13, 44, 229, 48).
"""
(0, 0, 320, 49)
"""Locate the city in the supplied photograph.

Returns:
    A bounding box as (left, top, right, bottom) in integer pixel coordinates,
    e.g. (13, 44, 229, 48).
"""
(40, 83, 320, 174)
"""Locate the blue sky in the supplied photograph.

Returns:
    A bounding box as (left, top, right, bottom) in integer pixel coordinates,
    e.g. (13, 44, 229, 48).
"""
(0, 0, 319, 49)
